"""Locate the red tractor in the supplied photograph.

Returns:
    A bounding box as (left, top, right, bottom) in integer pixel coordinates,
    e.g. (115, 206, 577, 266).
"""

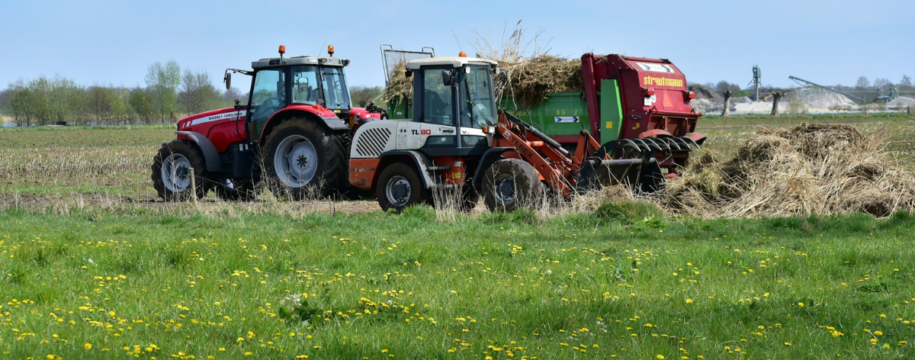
(151, 45, 382, 200)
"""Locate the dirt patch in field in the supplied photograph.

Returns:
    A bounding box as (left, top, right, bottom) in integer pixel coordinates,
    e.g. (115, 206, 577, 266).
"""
(659, 123, 915, 217)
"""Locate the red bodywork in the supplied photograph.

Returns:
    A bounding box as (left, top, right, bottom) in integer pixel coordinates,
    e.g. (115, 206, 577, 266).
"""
(177, 108, 247, 152)
(581, 54, 705, 173)
(581, 54, 704, 143)
(176, 105, 381, 152)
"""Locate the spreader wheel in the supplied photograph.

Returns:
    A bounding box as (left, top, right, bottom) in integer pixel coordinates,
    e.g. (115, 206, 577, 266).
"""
(151, 140, 210, 201)
(481, 159, 543, 212)
(376, 163, 430, 213)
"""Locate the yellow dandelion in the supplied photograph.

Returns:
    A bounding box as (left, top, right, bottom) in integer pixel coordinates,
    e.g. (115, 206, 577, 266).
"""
(686, 299, 693, 304)
(84, 343, 92, 350)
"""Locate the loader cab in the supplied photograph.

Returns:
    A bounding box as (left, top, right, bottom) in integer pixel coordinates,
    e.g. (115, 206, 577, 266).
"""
(405, 56, 500, 155)
(243, 47, 353, 142)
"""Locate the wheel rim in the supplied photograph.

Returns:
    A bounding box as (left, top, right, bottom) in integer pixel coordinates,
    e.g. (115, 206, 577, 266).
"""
(274, 134, 318, 187)
(385, 175, 412, 208)
(161, 153, 191, 193)
(494, 176, 516, 204)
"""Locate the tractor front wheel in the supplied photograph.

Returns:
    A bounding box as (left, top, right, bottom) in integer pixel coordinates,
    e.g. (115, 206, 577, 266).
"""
(151, 140, 210, 201)
(263, 119, 346, 200)
(481, 159, 543, 212)
(376, 163, 430, 213)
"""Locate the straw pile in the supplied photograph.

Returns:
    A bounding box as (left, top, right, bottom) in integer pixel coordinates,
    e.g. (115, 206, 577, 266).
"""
(660, 124, 915, 218)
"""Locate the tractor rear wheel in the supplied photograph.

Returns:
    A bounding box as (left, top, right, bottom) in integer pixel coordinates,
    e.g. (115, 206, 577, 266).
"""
(481, 159, 543, 212)
(263, 119, 346, 200)
(151, 140, 210, 201)
(376, 163, 430, 213)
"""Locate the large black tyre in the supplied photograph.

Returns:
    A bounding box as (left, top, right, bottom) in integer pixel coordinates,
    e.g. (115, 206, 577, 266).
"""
(151, 140, 210, 201)
(376, 163, 431, 213)
(263, 119, 347, 200)
(429, 186, 479, 213)
(214, 179, 262, 201)
(481, 158, 543, 212)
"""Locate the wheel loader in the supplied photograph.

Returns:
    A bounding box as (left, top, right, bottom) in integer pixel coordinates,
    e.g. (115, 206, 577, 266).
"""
(349, 52, 695, 212)
(151, 45, 384, 201)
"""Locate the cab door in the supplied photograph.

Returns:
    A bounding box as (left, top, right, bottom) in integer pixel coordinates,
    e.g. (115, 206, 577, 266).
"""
(246, 68, 287, 141)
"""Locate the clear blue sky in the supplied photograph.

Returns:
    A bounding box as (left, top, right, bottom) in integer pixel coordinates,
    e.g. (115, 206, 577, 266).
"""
(2, 0, 911, 93)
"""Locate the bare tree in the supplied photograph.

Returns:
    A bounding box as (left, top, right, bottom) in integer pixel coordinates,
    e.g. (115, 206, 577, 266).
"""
(855, 76, 870, 89)
(873, 77, 891, 90)
(900, 75, 912, 89)
(771, 92, 784, 116)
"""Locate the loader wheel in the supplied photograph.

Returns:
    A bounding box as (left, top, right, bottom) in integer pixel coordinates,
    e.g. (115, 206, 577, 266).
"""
(429, 186, 479, 212)
(459, 186, 480, 212)
(376, 163, 430, 213)
(214, 179, 261, 201)
(482, 159, 543, 212)
(151, 140, 210, 201)
(263, 119, 347, 200)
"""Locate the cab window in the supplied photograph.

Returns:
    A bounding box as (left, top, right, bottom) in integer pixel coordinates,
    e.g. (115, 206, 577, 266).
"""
(291, 66, 321, 105)
(421, 68, 453, 125)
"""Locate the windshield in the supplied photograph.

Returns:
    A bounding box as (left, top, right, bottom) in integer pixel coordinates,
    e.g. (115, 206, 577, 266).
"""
(460, 65, 497, 129)
(291, 66, 321, 106)
(321, 67, 351, 109)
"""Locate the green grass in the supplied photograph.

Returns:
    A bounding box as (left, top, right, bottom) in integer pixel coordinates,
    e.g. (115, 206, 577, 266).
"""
(2, 206, 915, 359)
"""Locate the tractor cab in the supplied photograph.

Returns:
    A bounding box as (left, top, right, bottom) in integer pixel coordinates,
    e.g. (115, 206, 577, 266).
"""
(224, 45, 362, 143)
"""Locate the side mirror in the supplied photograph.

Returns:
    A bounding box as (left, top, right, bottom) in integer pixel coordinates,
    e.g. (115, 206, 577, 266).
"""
(224, 73, 232, 90)
(442, 70, 453, 86)
(404, 70, 413, 78)
(498, 71, 508, 87)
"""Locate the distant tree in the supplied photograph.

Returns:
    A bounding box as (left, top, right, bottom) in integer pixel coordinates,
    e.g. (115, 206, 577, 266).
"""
(145, 61, 181, 121)
(873, 77, 891, 90)
(349, 86, 384, 107)
(771, 92, 784, 116)
(129, 87, 154, 120)
(715, 81, 731, 95)
(900, 75, 912, 89)
(855, 76, 870, 89)
(87, 85, 109, 122)
(178, 70, 221, 115)
(721, 90, 731, 117)
(223, 87, 246, 104)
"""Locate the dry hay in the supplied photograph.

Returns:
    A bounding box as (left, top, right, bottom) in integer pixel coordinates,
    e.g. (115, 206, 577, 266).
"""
(659, 124, 915, 218)
(498, 55, 583, 108)
(383, 63, 413, 106)
(382, 21, 585, 110)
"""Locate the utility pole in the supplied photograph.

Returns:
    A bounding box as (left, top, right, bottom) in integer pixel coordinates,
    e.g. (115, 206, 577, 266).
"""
(751, 65, 761, 101)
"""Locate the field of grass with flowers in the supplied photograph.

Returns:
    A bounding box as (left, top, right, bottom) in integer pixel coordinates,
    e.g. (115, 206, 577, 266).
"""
(2, 205, 915, 359)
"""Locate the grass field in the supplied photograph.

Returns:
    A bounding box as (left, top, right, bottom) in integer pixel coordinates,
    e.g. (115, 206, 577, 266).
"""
(2, 206, 915, 359)
(1, 113, 914, 359)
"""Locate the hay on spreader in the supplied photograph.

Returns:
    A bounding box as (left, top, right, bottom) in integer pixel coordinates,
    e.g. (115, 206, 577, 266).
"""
(382, 22, 585, 109)
(498, 55, 583, 108)
(660, 124, 915, 218)
(383, 63, 412, 107)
